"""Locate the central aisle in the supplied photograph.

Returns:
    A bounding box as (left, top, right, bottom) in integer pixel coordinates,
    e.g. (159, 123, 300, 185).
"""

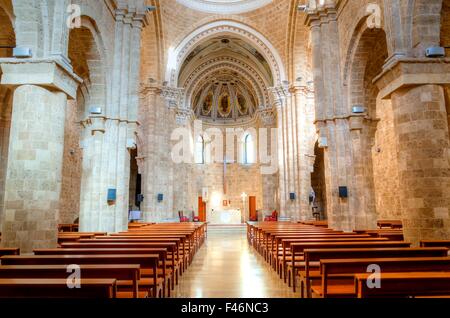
(172, 226, 297, 298)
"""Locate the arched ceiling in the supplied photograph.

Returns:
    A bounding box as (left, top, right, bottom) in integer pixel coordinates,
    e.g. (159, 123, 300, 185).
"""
(176, 0, 273, 14)
(179, 36, 273, 124)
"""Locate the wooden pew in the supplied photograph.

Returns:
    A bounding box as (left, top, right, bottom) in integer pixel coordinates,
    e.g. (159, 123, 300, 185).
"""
(0, 248, 20, 257)
(0, 278, 116, 298)
(420, 240, 450, 249)
(355, 272, 450, 298)
(0, 254, 162, 298)
(314, 257, 450, 298)
(301, 247, 449, 298)
(286, 241, 411, 292)
(33, 248, 172, 297)
(0, 264, 142, 298)
(281, 237, 390, 283)
(73, 239, 183, 277)
(60, 241, 180, 293)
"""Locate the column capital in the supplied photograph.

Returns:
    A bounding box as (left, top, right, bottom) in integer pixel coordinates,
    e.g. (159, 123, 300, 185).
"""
(304, 1, 338, 27)
(256, 108, 276, 126)
(114, 1, 148, 27)
(161, 86, 185, 109)
(374, 57, 450, 99)
(174, 107, 194, 126)
(290, 82, 315, 96)
(269, 83, 291, 108)
(0, 59, 82, 99)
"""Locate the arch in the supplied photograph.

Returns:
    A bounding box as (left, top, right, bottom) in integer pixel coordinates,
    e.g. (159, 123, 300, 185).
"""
(0, 1, 15, 59)
(345, 17, 394, 229)
(165, 20, 287, 87)
(243, 133, 255, 165)
(0, 0, 15, 231)
(68, 15, 107, 119)
(343, 14, 387, 86)
(60, 15, 108, 225)
(184, 61, 269, 110)
(239, 129, 257, 165)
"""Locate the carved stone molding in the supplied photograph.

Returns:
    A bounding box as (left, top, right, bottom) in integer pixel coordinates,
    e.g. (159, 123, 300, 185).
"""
(175, 107, 194, 126)
(0, 59, 82, 99)
(269, 83, 291, 108)
(257, 108, 276, 126)
(161, 86, 185, 109)
(168, 21, 286, 87)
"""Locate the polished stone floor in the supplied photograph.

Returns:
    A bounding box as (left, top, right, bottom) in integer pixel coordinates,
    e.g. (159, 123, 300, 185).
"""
(172, 226, 297, 298)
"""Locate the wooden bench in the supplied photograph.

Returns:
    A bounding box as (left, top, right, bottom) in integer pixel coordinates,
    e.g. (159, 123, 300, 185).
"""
(286, 241, 411, 292)
(314, 257, 450, 298)
(300, 247, 449, 298)
(33, 248, 172, 297)
(0, 264, 143, 298)
(0, 278, 116, 298)
(0, 254, 162, 298)
(280, 237, 390, 283)
(355, 272, 450, 298)
(420, 240, 450, 249)
(66, 240, 182, 281)
(0, 248, 20, 257)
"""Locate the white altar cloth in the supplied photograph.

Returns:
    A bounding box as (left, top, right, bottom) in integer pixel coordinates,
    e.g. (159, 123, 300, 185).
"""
(207, 209, 242, 225)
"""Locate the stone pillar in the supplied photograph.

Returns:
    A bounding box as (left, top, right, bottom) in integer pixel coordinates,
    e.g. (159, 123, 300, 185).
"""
(79, 116, 107, 232)
(1, 85, 67, 251)
(306, 7, 356, 231)
(272, 86, 289, 218)
(294, 85, 316, 220)
(0, 60, 79, 253)
(349, 116, 378, 230)
(390, 84, 450, 245)
(0, 88, 12, 231)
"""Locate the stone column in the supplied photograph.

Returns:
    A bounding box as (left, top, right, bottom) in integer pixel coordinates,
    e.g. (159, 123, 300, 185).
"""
(306, 7, 356, 231)
(349, 116, 378, 230)
(139, 85, 160, 222)
(390, 84, 450, 245)
(79, 116, 107, 232)
(0, 88, 12, 231)
(0, 60, 79, 253)
(293, 85, 316, 220)
(271, 86, 289, 218)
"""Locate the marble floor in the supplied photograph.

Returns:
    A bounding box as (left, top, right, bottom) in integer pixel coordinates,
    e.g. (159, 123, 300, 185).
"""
(172, 226, 298, 298)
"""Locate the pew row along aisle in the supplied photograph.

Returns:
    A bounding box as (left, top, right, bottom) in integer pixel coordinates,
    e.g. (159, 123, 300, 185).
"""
(0, 222, 207, 298)
(247, 221, 450, 298)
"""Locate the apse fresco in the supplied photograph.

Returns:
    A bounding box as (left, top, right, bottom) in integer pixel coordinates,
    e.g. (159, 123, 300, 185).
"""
(202, 91, 214, 116)
(192, 78, 257, 122)
(218, 93, 231, 117)
(237, 94, 248, 115)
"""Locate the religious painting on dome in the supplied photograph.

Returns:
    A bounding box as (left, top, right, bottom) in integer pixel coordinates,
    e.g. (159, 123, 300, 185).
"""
(201, 91, 213, 116)
(218, 93, 231, 117)
(237, 94, 248, 115)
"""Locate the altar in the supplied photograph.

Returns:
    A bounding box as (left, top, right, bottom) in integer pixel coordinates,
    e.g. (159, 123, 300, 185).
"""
(207, 209, 242, 225)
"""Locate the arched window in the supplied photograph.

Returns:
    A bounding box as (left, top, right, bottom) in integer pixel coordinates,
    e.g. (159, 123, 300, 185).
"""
(243, 133, 255, 165)
(195, 135, 205, 164)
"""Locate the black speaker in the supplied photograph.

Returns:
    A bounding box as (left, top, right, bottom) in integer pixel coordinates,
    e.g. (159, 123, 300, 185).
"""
(289, 193, 296, 200)
(136, 194, 144, 203)
(157, 193, 164, 202)
(339, 186, 348, 198)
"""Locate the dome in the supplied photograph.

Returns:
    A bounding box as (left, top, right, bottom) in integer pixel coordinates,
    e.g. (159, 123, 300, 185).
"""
(192, 70, 258, 124)
(176, 0, 273, 14)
